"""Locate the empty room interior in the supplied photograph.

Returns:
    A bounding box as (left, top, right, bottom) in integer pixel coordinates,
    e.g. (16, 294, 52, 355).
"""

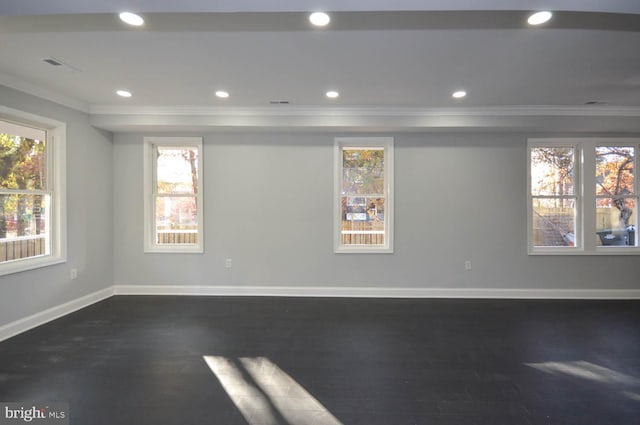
(1, 1, 640, 424)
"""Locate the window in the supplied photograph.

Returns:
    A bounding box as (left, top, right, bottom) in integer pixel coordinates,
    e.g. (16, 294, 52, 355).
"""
(595, 145, 636, 247)
(529, 145, 578, 248)
(144, 137, 203, 253)
(528, 138, 639, 254)
(0, 108, 66, 275)
(334, 137, 393, 253)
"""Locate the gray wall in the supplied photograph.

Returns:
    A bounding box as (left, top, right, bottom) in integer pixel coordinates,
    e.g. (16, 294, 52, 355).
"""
(0, 85, 113, 325)
(2, 81, 639, 330)
(113, 132, 640, 291)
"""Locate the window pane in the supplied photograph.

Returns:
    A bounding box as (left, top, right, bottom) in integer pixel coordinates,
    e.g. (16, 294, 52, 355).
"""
(341, 196, 385, 246)
(155, 196, 198, 245)
(342, 147, 384, 195)
(145, 138, 203, 252)
(0, 130, 47, 191)
(596, 198, 637, 246)
(530, 147, 574, 196)
(0, 194, 50, 262)
(596, 146, 634, 196)
(532, 198, 576, 246)
(156, 147, 198, 195)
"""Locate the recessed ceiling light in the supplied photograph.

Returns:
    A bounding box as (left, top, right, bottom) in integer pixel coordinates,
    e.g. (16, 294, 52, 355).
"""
(215, 91, 230, 99)
(326, 90, 340, 99)
(119, 12, 144, 26)
(116, 90, 132, 98)
(309, 12, 331, 27)
(528, 11, 553, 25)
(452, 90, 467, 99)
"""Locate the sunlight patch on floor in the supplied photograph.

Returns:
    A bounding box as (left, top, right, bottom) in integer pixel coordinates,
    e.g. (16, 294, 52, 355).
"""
(526, 360, 640, 387)
(526, 360, 640, 402)
(204, 356, 279, 425)
(204, 355, 343, 425)
(620, 391, 640, 401)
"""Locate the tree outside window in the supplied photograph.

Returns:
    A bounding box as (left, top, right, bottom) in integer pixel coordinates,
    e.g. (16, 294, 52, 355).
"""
(595, 146, 636, 246)
(143, 137, 203, 253)
(334, 137, 393, 253)
(0, 122, 50, 263)
(530, 146, 577, 247)
(529, 138, 639, 254)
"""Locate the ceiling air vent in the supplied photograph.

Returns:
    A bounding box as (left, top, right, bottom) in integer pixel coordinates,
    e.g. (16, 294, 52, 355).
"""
(584, 101, 609, 106)
(42, 57, 80, 72)
(269, 100, 290, 105)
(43, 58, 62, 66)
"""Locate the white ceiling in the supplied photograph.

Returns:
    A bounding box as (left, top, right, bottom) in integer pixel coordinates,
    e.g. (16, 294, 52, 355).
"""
(1, 1, 639, 132)
(4, 0, 640, 15)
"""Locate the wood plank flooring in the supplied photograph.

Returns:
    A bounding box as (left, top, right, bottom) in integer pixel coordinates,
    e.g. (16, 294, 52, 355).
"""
(1, 296, 639, 424)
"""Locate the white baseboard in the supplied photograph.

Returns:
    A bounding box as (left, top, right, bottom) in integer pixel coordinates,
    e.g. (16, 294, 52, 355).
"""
(2, 285, 638, 341)
(0, 287, 114, 342)
(113, 284, 640, 300)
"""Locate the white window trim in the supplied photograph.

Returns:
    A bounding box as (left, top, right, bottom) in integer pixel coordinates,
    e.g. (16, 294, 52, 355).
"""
(143, 137, 203, 253)
(0, 106, 67, 276)
(528, 137, 640, 255)
(334, 137, 394, 253)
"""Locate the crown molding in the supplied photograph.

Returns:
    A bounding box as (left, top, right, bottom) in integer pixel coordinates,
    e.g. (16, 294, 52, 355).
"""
(3, 74, 640, 133)
(89, 104, 640, 118)
(88, 104, 640, 133)
(0, 72, 89, 113)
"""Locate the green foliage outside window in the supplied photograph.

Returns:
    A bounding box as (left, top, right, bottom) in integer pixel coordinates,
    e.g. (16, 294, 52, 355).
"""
(0, 132, 47, 239)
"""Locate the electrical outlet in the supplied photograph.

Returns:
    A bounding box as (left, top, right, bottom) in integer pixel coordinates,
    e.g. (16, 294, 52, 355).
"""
(225, 258, 232, 268)
(464, 260, 472, 271)
(70, 268, 78, 280)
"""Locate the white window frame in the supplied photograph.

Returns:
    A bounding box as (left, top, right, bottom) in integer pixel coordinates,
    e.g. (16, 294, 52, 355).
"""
(528, 138, 640, 255)
(0, 106, 67, 276)
(334, 137, 394, 253)
(143, 137, 203, 253)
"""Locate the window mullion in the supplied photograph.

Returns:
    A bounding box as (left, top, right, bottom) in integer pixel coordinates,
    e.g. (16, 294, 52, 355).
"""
(0, 189, 52, 196)
(532, 195, 576, 199)
(582, 143, 597, 251)
(151, 145, 159, 197)
(636, 144, 639, 237)
(156, 193, 196, 198)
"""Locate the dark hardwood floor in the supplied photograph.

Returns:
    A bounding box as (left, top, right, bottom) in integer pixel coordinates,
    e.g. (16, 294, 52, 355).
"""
(1, 296, 639, 425)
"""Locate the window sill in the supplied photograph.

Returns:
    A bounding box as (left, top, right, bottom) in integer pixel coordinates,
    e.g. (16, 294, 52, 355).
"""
(335, 246, 394, 254)
(144, 245, 203, 254)
(0, 255, 66, 277)
(529, 247, 640, 255)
